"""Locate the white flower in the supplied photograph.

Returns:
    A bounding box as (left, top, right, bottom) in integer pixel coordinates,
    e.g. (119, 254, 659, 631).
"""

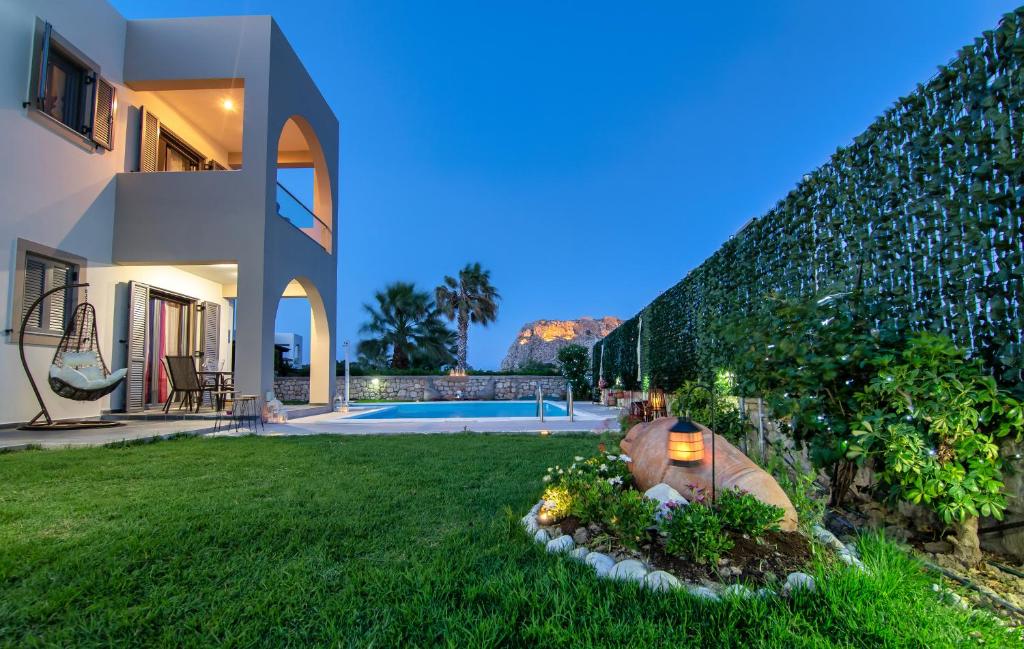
(542, 474, 552, 482)
(546, 467, 553, 473)
(574, 456, 584, 462)
(618, 454, 632, 463)
(558, 469, 563, 475)
(599, 464, 608, 473)
(606, 454, 617, 461)
(607, 476, 623, 486)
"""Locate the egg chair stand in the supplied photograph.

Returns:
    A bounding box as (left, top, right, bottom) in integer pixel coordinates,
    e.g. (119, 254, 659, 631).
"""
(18, 282, 124, 431)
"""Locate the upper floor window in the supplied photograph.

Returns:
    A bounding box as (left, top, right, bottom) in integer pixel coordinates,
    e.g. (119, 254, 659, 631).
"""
(27, 19, 115, 150)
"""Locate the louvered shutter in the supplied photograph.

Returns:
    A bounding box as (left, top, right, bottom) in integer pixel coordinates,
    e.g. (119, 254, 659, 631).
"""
(125, 281, 150, 412)
(22, 257, 46, 330)
(46, 264, 70, 333)
(91, 77, 115, 150)
(139, 107, 160, 172)
(201, 302, 220, 371)
(34, 22, 53, 109)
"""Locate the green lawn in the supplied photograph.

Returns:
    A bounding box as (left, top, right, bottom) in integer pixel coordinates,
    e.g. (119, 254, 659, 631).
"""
(0, 434, 1016, 648)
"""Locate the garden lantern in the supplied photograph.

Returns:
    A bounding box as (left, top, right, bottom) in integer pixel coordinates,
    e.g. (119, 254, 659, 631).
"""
(649, 389, 665, 418)
(667, 418, 704, 466)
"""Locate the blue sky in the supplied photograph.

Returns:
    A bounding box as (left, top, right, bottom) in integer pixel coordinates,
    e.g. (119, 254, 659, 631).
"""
(114, 0, 1020, 368)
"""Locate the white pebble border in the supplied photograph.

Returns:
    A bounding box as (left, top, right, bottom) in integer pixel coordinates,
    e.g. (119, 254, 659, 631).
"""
(521, 497, 874, 603)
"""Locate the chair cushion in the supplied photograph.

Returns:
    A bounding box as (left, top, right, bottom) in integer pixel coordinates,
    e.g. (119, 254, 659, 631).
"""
(50, 365, 127, 391)
(61, 350, 103, 370)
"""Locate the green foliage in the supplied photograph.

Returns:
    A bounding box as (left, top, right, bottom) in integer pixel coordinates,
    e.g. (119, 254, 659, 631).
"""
(601, 489, 658, 549)
(435, 262, 501, 372)
(539, 484, 572, 520)
(726, 289, 901, 476)
(670, 372, 746, 444)
(759, 452, 827, 532)
(2, 436, 1017, 646)
(849, 333, 1024, 525)
(662, 502, 734, 565)
(557, 344, 591, 400)
(512, 359, 561, 376)
(594, 11, 1024, 398)
(358, 281, 456, 370)
(716, 488, 785, 538)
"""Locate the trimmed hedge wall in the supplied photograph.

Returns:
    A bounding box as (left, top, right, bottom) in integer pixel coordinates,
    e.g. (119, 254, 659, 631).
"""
(595, 9, 1024, 393)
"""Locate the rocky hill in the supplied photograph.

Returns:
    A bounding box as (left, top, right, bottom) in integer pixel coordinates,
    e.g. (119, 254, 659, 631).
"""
(500, 316, 622, 370)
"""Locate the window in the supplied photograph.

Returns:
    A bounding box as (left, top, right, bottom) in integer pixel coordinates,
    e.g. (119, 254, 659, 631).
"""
(9, 239, 86, 346)
(158, 128, 204, 172)
(139, 109, 215, 172)
(27, 19, 116, 150)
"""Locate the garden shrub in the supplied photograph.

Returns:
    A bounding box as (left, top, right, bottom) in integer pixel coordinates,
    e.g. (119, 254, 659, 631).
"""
(540, 484, 572, 520)
(716, 488, 785, 538)
(602, 489, 657, 549)
(849, 332, 1024, 565)
(662, 502, 733, 565)
(557, 344, 591, 401)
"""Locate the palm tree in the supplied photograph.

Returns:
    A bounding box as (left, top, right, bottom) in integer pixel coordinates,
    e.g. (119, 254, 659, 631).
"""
(358, 282, 455, 370)
(435, 263, 501, 372)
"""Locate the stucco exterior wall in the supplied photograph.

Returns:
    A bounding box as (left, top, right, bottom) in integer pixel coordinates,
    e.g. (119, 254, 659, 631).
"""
(0, 0, 338, 424)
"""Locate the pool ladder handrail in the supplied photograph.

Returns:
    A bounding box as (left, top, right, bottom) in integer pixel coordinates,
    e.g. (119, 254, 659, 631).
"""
(536, 386, 544, 422)
(567, 382, 574, 422)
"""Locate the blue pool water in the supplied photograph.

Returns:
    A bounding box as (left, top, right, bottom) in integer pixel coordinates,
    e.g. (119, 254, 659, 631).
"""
(348, 401, 567, 419)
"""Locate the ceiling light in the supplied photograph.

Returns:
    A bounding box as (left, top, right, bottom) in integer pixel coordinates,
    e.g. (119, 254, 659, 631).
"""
(221, 98, 235, 111)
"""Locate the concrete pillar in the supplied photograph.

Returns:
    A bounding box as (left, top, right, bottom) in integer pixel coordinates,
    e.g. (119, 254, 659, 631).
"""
(233, 261, 276, 399)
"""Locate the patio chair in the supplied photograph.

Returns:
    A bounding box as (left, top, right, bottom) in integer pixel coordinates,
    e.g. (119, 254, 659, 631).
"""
(162, 355, 216, 413)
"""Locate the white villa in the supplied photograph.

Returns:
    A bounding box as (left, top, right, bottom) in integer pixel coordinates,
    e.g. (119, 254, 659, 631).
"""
(0, 0, 339, 425)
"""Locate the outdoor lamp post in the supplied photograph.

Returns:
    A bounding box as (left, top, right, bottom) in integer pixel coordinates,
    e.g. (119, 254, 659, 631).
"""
(667, 380, 716, 503)
(343, 340, 350, 412)
(668, 418, 704, 466)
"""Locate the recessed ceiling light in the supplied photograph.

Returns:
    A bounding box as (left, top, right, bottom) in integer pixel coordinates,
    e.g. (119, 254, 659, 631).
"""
(221, 98, 235, 111)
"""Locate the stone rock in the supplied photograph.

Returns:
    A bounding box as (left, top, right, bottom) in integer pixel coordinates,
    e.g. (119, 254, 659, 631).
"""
(884, 525, 913, 543)
(923, 540, 953, 554)
(686, 585, 721, 601)
(644, 483, 688, 507)
(719, 566, 742, 578)
(521, 515, 538, 534)
(529, 501, 543, 516)
(609, 559, 648, 582)
(644, 570, 682, 592)
(546, 535, 574, 554)
(569, 547, 590, 562)
(534, 529, 550, 545)
(585, 552, 616, 577)
(500, 317, 622, 371)
(755, 587, 775, 598)
(838, 551, 867, 571)
(573, 528, 590, 545)
(811, 524, 847, 552)
(724, 584, 755, 599)
(784, 572, 816, 594)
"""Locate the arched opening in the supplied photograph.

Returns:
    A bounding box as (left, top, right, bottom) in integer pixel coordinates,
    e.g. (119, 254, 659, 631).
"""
(273, 277, 332, 405)
(275, 116, 333, 252)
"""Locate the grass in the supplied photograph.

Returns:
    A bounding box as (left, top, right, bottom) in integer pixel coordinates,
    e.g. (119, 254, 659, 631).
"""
(0, 434, 1017, 648)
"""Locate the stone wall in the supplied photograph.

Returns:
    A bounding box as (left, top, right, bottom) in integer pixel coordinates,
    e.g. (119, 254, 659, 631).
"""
(273, 375, 569, 403)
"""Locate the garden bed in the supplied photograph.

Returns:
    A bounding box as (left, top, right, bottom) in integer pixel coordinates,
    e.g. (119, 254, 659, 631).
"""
(523, 448, 843, 597)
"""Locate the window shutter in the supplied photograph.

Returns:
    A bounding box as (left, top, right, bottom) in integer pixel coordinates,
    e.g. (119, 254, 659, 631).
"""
(91, 77, 115, 150)
(46, 264, 70, 333)
(125, 281, 150, 412)
(22, 257, 46, 330)
(34, 22, 52, 109)
(139, 107, 160, 172)
(201, 302, 220, 371)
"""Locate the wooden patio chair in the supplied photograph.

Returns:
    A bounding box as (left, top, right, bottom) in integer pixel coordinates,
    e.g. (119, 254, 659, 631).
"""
(162, 355, 216, 413)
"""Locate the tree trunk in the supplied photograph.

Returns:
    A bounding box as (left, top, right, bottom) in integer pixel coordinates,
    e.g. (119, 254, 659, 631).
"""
(828, 459, 857, 508)
(391, 344, 409, 369)
(951, 515, 983, 567)
(457, 307, 469, 371)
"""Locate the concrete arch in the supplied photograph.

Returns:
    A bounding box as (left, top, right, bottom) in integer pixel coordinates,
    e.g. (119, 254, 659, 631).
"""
(275, 115, 334, 251)
(273, 275, 333, 405)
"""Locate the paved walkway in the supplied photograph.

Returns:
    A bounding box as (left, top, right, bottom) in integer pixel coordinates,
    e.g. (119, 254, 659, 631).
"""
(0, 402, 621, 450)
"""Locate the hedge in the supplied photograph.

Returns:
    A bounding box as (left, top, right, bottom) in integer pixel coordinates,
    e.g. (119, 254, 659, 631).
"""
(595, 9, 1024, 394)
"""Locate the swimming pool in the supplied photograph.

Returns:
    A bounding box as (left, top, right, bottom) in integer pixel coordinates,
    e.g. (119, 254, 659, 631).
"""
(347, 400, 568, 420)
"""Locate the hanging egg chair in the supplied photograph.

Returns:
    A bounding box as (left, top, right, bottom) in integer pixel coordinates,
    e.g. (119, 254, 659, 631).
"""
(19, 282, 125, 430)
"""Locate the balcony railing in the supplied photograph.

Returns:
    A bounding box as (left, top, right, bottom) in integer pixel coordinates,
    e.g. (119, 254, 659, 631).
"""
(276, 181, 331, 236)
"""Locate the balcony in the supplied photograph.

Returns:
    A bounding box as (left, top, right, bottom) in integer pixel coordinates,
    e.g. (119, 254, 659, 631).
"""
(276, 182, 332, 252)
